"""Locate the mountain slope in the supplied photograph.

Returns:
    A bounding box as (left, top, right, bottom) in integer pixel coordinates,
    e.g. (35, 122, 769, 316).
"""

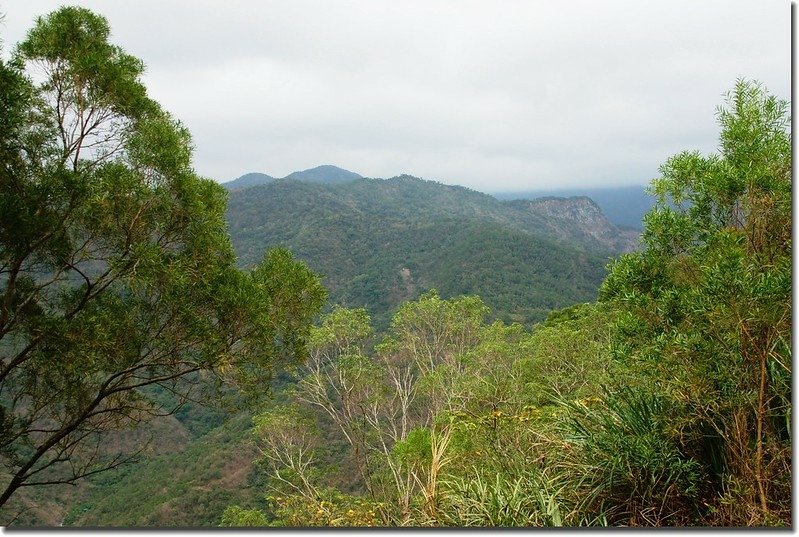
(224, 165, 362, 191)
(223, 172, 275, 190)
(227, 175, 638, 257)
(64, 413, 260, 527)
(505, 196, 640, 254)
(284, 165, 362, 184)
(226, 175, 630, 327)
(492, 185, 656, 230)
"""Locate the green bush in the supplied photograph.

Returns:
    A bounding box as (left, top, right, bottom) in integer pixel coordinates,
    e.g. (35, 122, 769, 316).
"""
(566, 386, 702, 525)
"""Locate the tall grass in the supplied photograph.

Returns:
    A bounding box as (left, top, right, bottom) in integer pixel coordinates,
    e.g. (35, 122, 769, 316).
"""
(563, 386, 702, 526)
(437, 469, 566, 527)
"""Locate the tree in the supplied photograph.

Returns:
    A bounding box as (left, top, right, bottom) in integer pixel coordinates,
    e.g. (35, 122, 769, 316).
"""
(286, 293, 496, 524)
(0, 7, 326, 518)
(599, 80, 791, 525)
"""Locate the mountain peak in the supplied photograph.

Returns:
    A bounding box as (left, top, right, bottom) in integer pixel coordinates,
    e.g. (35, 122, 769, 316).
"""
(224, 165, 362, 190)
(283, 165, 362, 184)
(223, 172, 275, 190)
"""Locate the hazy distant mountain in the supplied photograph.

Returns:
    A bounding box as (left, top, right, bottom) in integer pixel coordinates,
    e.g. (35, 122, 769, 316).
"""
(504, 196, 640, 253)
(283, 164, 362, 184)
(226, 174, 638, 328)
(491, 185, 656, 230)
(224, 165, 362, 190)
(222, 172, 275, 190)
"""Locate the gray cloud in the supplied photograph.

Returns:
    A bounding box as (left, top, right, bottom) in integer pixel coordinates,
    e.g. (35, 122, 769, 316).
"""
(1, 0, 790, 191)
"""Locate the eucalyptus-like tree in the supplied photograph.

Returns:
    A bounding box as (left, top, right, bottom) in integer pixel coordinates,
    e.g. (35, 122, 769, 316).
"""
(0, 7, 325, 515)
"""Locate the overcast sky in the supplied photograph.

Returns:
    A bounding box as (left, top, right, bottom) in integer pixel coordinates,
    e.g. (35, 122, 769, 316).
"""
(0, 1, 791, 191)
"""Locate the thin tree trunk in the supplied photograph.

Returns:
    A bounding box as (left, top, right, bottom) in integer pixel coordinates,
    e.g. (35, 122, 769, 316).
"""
(754, 348, 769, 517)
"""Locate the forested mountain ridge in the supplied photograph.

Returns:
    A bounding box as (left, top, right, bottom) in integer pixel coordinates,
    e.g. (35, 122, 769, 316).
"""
(224, 165, 362, 190)
(284, 164, 363, 184)
(224, 172, 276, 189)
(492, 184, 656, 230)
(227, 173, 638, 254)
(225, 174, 634, 327)
(503, 196, 639, 253)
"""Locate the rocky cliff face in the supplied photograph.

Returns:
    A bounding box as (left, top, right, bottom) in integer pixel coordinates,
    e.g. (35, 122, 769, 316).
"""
(513, 196, 640, 253)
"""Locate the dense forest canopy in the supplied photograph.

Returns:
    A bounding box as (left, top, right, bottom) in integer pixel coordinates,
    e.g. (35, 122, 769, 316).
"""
(224, 174, 637, 329)
(0, 6, 791, 529)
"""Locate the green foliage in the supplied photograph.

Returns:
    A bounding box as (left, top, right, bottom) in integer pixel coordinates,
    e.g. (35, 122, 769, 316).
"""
(220, 505, 269, 527)
(63, 413, 261, 527)
(378, 290, 489, 373)
(4, 16, 784, 528)
(15, 6, 153, 122)
(221, 80, 789, 529)
(309, 305, 372, 356)
(520, 303, 613, 405)
(565, 387, 703, 525)
(599, 80, 791, 526)
(0, 6, 324, 519)
(392, 428, 432, 466)
(226, 176, 615, 329)
(230, 248, 327, 402)
(439, 471, 565, 527)
(265, 488, 383, 527)
(228, 294, 613, 527)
